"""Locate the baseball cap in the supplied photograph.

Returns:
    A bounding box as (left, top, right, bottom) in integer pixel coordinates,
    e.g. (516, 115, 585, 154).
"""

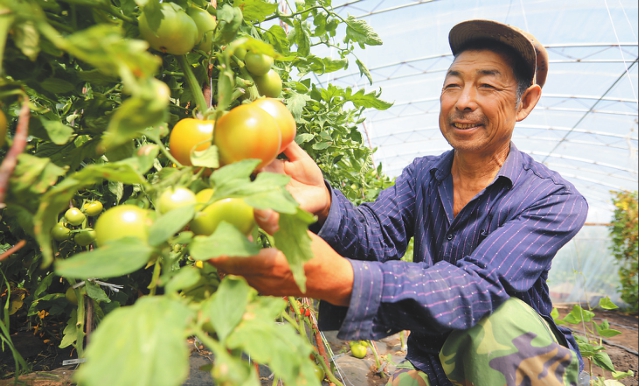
(448, 19, 548, 88)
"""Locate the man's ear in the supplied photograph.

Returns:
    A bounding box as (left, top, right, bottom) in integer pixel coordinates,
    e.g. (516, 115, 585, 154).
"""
(516, 84, 542, 122)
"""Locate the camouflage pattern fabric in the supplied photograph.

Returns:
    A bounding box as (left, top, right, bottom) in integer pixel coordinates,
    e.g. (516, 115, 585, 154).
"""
(387, 298, 579, 386)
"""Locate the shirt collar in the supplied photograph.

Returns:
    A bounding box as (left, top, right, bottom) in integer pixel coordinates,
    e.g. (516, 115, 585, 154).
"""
(430, 142, 521, 188)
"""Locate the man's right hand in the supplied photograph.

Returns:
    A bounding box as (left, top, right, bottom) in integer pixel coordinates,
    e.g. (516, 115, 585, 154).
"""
(255, 142, 331, 232)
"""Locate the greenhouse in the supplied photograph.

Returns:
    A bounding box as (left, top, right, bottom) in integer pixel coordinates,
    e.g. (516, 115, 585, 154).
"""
(0, 0, 637, 385)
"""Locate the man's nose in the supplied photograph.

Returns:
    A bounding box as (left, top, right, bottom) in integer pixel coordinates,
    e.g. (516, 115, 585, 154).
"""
(455, 85, 478, 111)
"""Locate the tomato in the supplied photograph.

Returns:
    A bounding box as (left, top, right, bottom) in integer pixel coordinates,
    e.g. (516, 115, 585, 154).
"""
(253, 69, 282, 98)
(244, 52, 274, 76)
(65, 287, 78, 305)
(234, 46, 247, 60)
(187, 7, 217, 52)
(312, 364, 325, 382)
(64, 208, 86, 226)
(82, 201, 103, 217)
(74, 228, 96, 246)
(138, 3, 198, 55)
(51, 223, 71, 241)
(190, 189, 255, 236)
(169, 118, 215, 166)
(94, 205, 152, 247)
(251, 98, 296, 153)
(349, 341, 367, 358)
(213, 103, 281, 170)
(0, 110, 6, 148)
(158, 187, 197, 214)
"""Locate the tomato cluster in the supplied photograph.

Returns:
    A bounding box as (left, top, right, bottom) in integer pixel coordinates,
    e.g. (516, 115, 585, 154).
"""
(243, 51, 282, 98)
(138, 3, 217, 55)
(51, 201, 105, 247)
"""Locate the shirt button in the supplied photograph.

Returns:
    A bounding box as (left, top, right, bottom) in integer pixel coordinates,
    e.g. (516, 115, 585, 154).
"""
(446, 234, 453, 240)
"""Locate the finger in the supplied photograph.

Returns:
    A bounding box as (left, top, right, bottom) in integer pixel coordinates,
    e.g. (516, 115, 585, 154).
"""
(261, 157, 286, 174)
(280, 141, 310, 163)
(254, 208, 280, 235)
(208, 248, 280, 275)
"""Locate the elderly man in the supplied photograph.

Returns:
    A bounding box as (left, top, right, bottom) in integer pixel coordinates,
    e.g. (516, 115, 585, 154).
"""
(211, 19, 587, 385)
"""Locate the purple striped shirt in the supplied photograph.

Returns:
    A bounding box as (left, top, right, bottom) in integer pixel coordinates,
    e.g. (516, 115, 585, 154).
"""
(316, 143, 588, 385)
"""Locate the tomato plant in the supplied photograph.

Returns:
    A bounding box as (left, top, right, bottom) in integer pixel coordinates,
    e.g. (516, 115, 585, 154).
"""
(168, 118, 214, 166)
(0, 1, 392, 385)
(94, 205, 151, 247)
(213, 103, 281, 170)
(252, 98, 297, 153)
(138, 3, 199, 55)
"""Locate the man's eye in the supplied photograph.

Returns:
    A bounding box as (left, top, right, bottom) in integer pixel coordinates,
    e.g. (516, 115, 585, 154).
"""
(480, 83, 495, 89)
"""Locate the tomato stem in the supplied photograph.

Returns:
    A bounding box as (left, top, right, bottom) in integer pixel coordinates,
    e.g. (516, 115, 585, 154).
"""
(177, 55, 209, 118)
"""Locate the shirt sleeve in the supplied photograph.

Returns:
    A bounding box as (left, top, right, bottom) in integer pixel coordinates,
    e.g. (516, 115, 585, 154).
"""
(321, 182, 589, 341)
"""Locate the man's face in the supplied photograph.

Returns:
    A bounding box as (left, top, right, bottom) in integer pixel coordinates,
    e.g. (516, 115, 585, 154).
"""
(439, 49, 521, 156)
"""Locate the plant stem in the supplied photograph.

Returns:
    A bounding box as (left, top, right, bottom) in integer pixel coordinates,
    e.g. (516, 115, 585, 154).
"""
(177, 55, 209, 117)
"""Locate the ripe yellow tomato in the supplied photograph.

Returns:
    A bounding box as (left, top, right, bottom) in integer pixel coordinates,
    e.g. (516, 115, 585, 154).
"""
(169, 118, 215, 166)
(213, 103, 281, 170)
(251, 98, 296, 153)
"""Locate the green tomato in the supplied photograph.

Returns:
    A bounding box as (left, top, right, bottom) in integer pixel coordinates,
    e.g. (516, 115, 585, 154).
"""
(312, 364, 325, 382)
(74, 228, 96, 246)
(253, 69, 282, 98)
(94, 205, 152, 247)
(187, 6, 218, 52)
(138, 3, 199, 55)
(64, 207, 86, 226)
(65, 287, 78, 305)
(51, 223, 71, 241)
(189, 189, 255, 236)
(244, 52, 274, 76)
(82, 201, 103, 217)
(349, 342, 367, 359)
(158, 187, 197, 214)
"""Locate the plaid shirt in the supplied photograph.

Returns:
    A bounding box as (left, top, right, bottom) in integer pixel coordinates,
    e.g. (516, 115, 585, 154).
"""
(316, 143, 588, 385)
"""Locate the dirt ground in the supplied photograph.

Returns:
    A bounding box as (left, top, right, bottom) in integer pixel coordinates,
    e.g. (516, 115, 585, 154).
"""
(0, 305, 638, 385)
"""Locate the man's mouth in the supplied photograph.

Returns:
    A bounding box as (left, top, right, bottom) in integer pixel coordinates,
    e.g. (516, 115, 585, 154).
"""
(452, 122, 481, 130)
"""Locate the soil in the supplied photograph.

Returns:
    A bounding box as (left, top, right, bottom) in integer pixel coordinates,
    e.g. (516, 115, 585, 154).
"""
(0, 305, 638, 385)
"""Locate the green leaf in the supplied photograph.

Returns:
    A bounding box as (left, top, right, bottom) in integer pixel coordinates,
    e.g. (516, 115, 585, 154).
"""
(59, 309, 79, 349)
(40, 78, 76, 94)
(272, 208, 316, 292)
(216, 67, 235, 113)
(191, 146, 219, 169)
(598, 297, 619, 310)
(55, 238, 154, 279)
(39, 117, 74, 145)
(226, 296, 320, 386)
(213, 4, 243, 45)
(148, 205, 195, 247)
(14, 20, 39, 61)
(344, 16, 382, 47)
(611, 370, 635, 380)
(562, 304, 595, 325)
(356, 58, 373, 85)
(293, 20, 310, 56)
(164, 266, 202, 295)
(265, 24, 290, 54)
(233, 0, 277, 22)
(85, 281, 111, 303)
(592, 351, 617, 372)
(593, 319, 622, 338)
(189, 222, 260, 260)
(285, 92, 311, 121)
(74, 296, 193, 386)
(202, 276, 251, 342)
(345, 87, 393, 110)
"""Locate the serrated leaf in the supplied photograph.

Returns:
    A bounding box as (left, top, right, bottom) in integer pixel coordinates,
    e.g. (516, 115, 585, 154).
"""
(213, 4, 243, 45)
(293, 20, 310, 56)
(191, 146, 219, 169)
(148, 205, 195, 247)
(55, 238, 154, 279)
(345, 87, 393, 110)
(202, 276, 251, 342)
(285, 92, 310, 121)
(74, 296, 193, 386)
(164, 266, 202, 295)
(189, 222, 260, 260)
(233, 0, 277, 22)
(344, 16, 382, 47)
(272, 208, 316, 292)
(39, 117, 74, 145)
(59, 309, 79, 349)
(265, 25, 290, 54)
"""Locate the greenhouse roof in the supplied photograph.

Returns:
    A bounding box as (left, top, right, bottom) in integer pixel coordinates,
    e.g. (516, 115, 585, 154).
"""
(323, 0, 638, 223)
